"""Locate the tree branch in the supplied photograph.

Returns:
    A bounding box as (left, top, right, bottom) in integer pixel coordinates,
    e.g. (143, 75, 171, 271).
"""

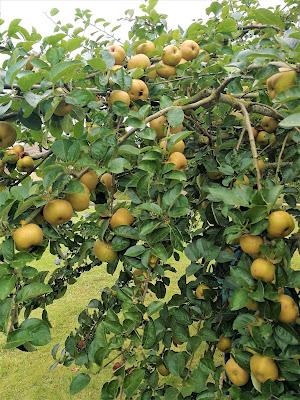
(239, 24, 281, 32)
(118, 76, 238, 144)
(238, 102, 262, 190)
(275, 133, 290, 180)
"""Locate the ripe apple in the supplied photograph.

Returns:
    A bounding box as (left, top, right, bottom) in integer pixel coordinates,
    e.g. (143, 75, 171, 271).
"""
(162, 45, 182, 66)
(250, 354, 278, 383)
(109, 90, 131, 107)
(267, 210, 295, 238)
(0, 122, 17, 148)
(167, 152, 187, 170)
(128, 79, 149, 101)
(225, 358, 249, 386)
(150, 116, 167, 138)
(108, 45, 126, 65)
(180, 40, 200, 61)
(136, 41, 155, 56)
(127, 54, 151, 70)
(156, 63, 176, 78)
(250, 258, 275, 282)
(267, 70, 297, 99)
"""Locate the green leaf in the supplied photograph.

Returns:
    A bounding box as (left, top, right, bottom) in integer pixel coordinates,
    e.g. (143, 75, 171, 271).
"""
(124, 245, 145, 257)
(230, 288, 249, 311)
(118, 144, 140, 156)
(108, 157, 131, 173)
(0, 298, 13, 333)
(207, 186, 251, 207)
(51, 139, 81, 162)
(6, 318, 51, 348)
(167, 108, 184, 127)
(17, 71, 44, 91)
(250, 8, 284, 29)
(217, 18, 238, 33)
(279, 113, 300, 128)
(70, 373, 91, 395)
(48, 60, 82, 82)
(0, 275, 17, 300)
(88, 57, 107, 72)
(124, 368, 145, 398)
(185, 238, 220, 262)
(165, 351, 186, 376)
(101, 380, 119, 400)
(166, 130, 192, 151)
(61, 37, 85, 52)
(50, 8, 59, 16)
(143, 318, 156, 349)
(16, 283, 52, 302)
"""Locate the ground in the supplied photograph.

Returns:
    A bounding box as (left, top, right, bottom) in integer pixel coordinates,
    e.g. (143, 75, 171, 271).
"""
(0, 250, 299, 400)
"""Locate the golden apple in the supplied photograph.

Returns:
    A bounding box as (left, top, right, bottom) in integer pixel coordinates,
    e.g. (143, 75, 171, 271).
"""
(250, 354, 278, 383)
(278, 294, 299, 323)
(13, 223, 44, 251)
(162, 45, 182, 66)
(108, 45, 126, 65)
(127, 54, 151, 70)
(260, 116, 278, 133)
(167, 152, 187, 170)
(156, 63, 176, 78)
(136, 41, 155, 56)
(195, 283, 209, 299)
(149, 115, 167, 138)
(180, 39, 200, 61)
(110, 208, 134, 229)
(267, 70, 297, 99)
(239, 235, 263, 256)
(267, 210, 295, 238)
(65, 183, 90, 211)
(250, 258, 275, 282)
(16, 156, 34, 172)
(80, 170, 98, 191)
(128, 79, 149, 101)
(109, 90, 131, 107)
(43, 199, 73, 225)
(225, 358, 249, 386)
(94, 239, 118, 263)
(0, 122, 17, 148)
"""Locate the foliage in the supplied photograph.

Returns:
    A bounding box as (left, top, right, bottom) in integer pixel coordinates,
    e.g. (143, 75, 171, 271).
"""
(0, 0, 300, 399)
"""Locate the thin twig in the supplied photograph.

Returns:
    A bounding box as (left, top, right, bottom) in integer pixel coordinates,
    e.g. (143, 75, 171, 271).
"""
(236, 127, 246, 151)
(238, 102, 262, 190)
(275, 133, 290, 180)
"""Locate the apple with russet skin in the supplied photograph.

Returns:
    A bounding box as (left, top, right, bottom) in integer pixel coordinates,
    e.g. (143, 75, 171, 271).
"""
(156, 63, 176, 78)
(108, 90, 131, 107)
(128, 79, 149, 101)
(127, 54, 151, 70)
(108, 45, 126, 65)
(180, 40, 200, 61)
(162, 45, 182, 66)
(136, 41, 155, 56)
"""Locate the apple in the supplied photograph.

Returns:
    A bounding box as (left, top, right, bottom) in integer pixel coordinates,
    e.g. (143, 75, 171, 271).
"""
(162, 45, 182, 66)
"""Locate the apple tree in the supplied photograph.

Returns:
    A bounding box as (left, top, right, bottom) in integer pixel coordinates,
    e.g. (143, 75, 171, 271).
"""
(1, 0, 300, 398)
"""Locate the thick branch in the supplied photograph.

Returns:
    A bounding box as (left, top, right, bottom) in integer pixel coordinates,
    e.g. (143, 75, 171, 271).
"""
(118, 76, 238, 144)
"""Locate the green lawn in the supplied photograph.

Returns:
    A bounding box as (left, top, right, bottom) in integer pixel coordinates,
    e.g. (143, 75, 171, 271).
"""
(1, 250, 299, 400)
(0, 251, 188, 400)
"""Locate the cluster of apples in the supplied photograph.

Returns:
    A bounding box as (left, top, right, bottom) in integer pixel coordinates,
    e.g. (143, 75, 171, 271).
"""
(107, 40, 201, 105)
(0, 122, 34, 174)
(252, 116, 279, 147)
(192, 210, 298, 387)
(238, 210, 298, 323)
(93, 207, 134, 263)
(11, 169, 113, 251)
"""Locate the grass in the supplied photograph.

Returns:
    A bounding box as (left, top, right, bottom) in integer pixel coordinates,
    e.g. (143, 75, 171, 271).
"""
(1, 250, 299, 400)
(0, 251, 189, 400)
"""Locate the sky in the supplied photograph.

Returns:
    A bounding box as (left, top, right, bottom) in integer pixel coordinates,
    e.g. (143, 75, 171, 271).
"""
(0, 0, 284, 38)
